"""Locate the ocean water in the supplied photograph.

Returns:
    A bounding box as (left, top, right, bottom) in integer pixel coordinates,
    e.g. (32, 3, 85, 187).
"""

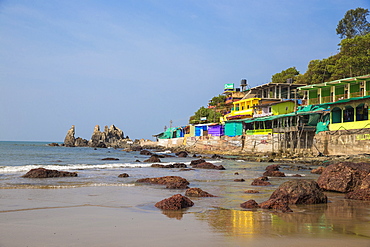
(1, 141, 370, 243)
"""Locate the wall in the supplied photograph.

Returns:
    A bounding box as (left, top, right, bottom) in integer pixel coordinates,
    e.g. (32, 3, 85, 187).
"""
(329, 119, 370, 131)
(272, 101, 295, 115)
(152, 129, 370, 156)
(315, 129, 370, 155)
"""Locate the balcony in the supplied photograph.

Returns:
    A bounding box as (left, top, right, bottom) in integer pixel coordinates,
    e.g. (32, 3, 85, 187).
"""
(308, 98, 319, 105)
(334, 94, 348, 101)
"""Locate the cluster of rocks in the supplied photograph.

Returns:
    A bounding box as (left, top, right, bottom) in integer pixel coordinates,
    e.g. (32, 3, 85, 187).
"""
(63, 125, 133, 148)
(241, 161, 370, 212)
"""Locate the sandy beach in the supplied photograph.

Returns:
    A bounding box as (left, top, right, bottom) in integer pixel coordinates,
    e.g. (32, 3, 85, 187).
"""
(1, 186, 370, 247)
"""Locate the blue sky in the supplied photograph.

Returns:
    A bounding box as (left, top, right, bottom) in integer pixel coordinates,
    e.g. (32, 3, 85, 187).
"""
(1, 0, 369, 142)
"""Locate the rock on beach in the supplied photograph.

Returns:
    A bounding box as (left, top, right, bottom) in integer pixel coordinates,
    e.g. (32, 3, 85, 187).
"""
(185, 188, 216, 197)
(317, 162, 370, 193)
(155, 194, 194, 210)
(22, 168, 78, 178)
(191, 162, 225, 170)
(268, 180, 327, 205)
(136, 176, 189, 189)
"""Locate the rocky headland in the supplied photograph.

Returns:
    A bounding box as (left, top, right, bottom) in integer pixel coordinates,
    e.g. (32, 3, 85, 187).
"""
(63, 125, 134, 148)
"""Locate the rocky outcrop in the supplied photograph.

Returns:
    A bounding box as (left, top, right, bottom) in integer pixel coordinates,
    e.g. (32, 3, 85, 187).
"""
(155, 194, 194, 210)
(64, 125, 77, 147)
(63, 125, 131, 148)
(191, 162, 225, 170)
(185, 188, 216, 197)
(22, 168, 78, 178)
(88, 125, 127, 148)
(136, 176, 189, 189)
(317, 162, 370, 193)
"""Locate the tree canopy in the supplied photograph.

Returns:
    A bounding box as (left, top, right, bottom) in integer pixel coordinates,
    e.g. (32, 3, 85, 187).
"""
(271, 67, 300, 84)
(295, 33, 370, 85)
(336, 7, 370, 39)
(189, 106, 222, 124)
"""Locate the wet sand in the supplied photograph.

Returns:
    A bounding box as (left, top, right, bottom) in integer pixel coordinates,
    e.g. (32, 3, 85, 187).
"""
(1, 186, 370, 247)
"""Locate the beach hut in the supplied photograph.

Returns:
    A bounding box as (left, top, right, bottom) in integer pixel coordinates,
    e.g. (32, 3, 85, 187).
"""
(224, 121, 243, 137)
(208, 124, 224, 136)
(195, 125, 208, 136)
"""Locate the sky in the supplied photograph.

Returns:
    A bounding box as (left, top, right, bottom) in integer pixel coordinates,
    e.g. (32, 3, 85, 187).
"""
(1, 0, 369, 142)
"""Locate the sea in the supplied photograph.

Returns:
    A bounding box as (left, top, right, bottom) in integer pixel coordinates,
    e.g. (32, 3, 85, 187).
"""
(1, 141, 370, 242)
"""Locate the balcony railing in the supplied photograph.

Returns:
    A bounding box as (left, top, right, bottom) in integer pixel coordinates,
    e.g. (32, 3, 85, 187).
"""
(334, 94, 348, 101)
(350, 92, 363, 98)
(321, 96, 332, 103)
(308, 98, 319, 105)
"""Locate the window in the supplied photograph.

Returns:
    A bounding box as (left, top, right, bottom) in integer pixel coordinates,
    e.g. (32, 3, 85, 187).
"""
(356, 103, 369, 121)
(343, 106, 354, 122)
(331, 107, 342, 123)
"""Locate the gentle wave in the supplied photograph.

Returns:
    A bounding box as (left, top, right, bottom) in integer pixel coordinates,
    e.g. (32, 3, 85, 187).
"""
(0, 183, 136, 189)
(0, 160, 199, 173)
(0, 163, 154, 173)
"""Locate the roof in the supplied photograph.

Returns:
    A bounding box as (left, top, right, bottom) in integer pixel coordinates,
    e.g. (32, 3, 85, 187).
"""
(298, 74, 370, 91)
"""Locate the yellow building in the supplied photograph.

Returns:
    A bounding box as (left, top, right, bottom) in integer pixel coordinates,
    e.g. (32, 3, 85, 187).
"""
(224, 98, 260, 121)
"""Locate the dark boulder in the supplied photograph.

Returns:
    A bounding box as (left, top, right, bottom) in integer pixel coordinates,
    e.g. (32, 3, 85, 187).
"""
(265, 164, 280, 171)
(234, 179, 245, 182)
(269, 180, 327, 204)
(136, 176, 189, 189)
(140, 150, 153, 156)
(211, 154, 222, 159)
(118, 173, 129, 178)
(175, 151, 188, 157)
(48, 143, 59, 146)
(192, 162, 225, 170)
(190, 159, 206, 166)
(245, 190, 260, 194)
(263, 170, 286, 177)
(22, 168, 77, 178)
(144, 155, 161, 163)
(155, 194, 194, 210)
(317, 162, 370, 193)
(185, 188, 216, 197)
(251, 176, 271, 186)
(102, 157, 119, 161)
(240, 199, 260, 209)
(173, 163, 187, 168)
(151, 164, 174, 168)
(259, 199, 293, 213)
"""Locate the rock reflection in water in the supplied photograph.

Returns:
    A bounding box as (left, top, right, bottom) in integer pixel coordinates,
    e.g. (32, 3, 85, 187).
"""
(195, 198, 370, 239)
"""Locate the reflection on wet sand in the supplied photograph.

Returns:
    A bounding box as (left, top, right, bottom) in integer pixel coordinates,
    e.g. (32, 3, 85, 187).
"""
(195, 197, 370, 240)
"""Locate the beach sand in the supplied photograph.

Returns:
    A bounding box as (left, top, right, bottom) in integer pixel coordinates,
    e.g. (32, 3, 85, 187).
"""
(1, 186, 370, 247)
